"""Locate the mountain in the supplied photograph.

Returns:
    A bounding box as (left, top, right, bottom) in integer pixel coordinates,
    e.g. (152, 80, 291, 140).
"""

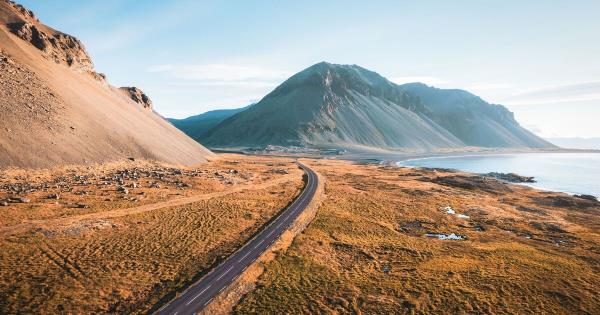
(0, 0, 214, 168)
(201, 62, 554, 151)
(400, 83, 555, 148)
(169, 105, 251, 142)
(545, 137, 600, 150)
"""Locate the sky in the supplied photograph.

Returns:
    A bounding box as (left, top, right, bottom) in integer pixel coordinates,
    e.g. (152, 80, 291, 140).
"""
(19, 0, 600, 138)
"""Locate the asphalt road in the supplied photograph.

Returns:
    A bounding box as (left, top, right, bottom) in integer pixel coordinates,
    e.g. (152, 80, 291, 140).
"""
(155, 163, 318, 315)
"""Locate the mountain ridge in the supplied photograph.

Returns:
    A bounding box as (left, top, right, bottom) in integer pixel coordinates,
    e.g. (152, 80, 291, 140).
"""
(195, 62, 554, 151)
(168, 105, 252, 142)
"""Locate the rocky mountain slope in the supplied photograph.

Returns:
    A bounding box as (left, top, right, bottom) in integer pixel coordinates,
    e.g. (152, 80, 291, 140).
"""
(200, 62, 554, 151)
(0, 0, 214, 168)
(400, 83, 554, 148)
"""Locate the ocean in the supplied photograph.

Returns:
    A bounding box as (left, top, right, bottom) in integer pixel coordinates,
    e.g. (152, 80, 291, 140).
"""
(397, 153, 600, 198)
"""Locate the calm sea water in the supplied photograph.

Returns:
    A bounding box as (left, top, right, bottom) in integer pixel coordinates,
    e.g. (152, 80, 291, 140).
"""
(397, 153, 600, 198)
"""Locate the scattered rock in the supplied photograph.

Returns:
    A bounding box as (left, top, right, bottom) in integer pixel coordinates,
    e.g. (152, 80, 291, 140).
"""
(426, 233, 466, 240)
(10, 197, 30, 203)
(444, 206, 456, 215)
(0, 201, 8, 207)
(117, 186, 129, 194)
(47, 193, 60, 200)
(473, 225, 486, 232)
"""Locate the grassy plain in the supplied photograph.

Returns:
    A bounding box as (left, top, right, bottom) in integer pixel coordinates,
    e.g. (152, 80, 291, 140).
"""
(0, 155, 304, 314)
(235, 159, 600, 314)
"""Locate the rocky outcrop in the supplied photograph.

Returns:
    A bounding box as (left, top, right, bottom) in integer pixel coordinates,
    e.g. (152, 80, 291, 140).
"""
(574, 194, 598, 202)
(3, 0, 37, 21)
(430, 175, 512, 194)
(3, 0, 103, 80)
(119, 87, 153, 109)
(484, 172, 536, 183)
(10, 22, 95, 73)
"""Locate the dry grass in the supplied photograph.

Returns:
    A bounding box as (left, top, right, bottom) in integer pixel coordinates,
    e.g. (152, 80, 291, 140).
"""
(234, 159, 600, 314)
(0, 154, 304, 314)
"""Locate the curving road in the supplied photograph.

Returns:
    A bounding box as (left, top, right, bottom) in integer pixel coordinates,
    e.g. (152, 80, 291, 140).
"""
(155, 163, 318, 315)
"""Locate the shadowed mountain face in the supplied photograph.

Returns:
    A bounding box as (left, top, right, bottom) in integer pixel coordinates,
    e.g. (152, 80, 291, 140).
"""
(399, 83, 555, 148)
(200, 62, 554, 151)
(169, 106, 250, 142)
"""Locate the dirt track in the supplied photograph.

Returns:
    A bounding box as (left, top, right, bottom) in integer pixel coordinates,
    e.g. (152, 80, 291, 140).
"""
(0, 174, 297, 237)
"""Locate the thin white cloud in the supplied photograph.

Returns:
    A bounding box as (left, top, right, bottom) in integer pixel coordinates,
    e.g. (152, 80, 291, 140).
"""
(465, 83, 514, 91)
(148, 63, 291, 82)
(390, 76, 448, 86)
(502, 81, 600, 105)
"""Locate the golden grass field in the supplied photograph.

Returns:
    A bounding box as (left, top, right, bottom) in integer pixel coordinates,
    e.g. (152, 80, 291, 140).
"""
(234, 159, 600, 314)
(0, 155, 304, 314)
(1, 154, 599, 314)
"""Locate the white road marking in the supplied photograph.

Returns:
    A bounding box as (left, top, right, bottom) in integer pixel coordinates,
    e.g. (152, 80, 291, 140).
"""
(216, 266, 234, 281)
(253, 239, 264, 249)
(238, 250, 252, 262)
(186, 285, 212, 305)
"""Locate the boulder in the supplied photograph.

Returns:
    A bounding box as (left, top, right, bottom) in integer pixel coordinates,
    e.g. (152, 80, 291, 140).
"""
(119, 87, 152, 109)
(117, 186, 129, 194)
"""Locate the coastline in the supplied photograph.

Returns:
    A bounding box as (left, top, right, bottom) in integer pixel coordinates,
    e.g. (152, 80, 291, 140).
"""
(396, 152, 600, 199)
(208, 146, 600, 162)
(210, 147, 600, 198)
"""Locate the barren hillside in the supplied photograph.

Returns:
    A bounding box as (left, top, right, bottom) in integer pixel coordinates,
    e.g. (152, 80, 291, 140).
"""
(0, 0, 214, 168)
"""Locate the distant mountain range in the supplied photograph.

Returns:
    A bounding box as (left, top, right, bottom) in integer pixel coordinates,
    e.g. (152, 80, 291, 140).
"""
(169, 105, 251, 142)
(173, 62, 554, 152)
(545, 138, 600, 150)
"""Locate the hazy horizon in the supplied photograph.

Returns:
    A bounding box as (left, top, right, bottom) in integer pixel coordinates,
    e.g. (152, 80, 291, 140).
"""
(19, 0, 600, 138)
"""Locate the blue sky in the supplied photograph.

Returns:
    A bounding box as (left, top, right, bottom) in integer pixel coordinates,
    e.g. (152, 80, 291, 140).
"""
(20, 0, 600, 138)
